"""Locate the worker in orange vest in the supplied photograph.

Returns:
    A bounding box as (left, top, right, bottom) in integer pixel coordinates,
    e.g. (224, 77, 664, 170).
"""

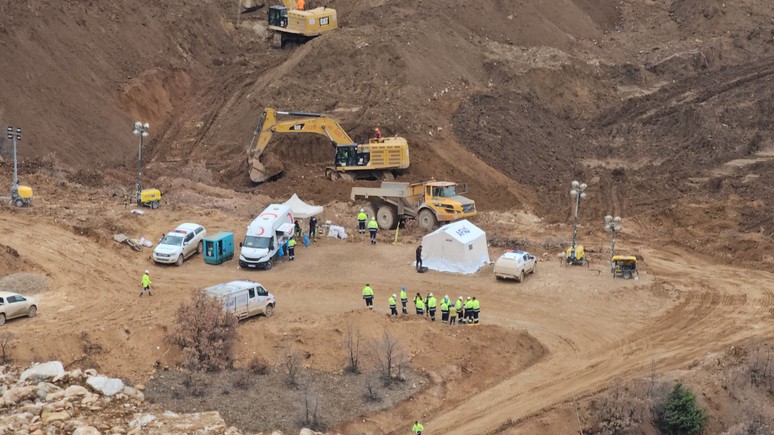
(297, 0, 305, 11)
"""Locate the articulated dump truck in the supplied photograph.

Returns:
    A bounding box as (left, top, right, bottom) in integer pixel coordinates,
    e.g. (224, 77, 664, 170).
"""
(350, 181, 477, 230)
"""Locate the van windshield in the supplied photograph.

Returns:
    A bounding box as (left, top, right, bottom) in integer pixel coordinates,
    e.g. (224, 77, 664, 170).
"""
(243, 236, 271, 249)
(160, 235, 184, 246)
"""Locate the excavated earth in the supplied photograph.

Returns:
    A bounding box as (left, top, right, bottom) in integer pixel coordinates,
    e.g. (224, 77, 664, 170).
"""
(1, 0, 774, 433)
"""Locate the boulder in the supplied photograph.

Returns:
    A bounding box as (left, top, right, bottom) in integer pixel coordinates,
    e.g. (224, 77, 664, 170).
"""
(64, 385, 90, 398)
(129, 413, 156, 429)
(20, 362, 65, 382)
(73, 426, 101, 435)
(2, 385, 37, 406)
(122, 386, 144, 401)
(41, 410, 69, 425)
(86, 376, 125, 396)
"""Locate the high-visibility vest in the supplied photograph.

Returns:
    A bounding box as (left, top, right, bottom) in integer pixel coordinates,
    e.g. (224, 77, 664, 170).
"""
(141, 274, 151, 287)
(362, 286, 374, 297)
(415, 297, 425, 309)
(412, 422, 424, 433)
(288, 239, 297, 247)
(455, 300, 463, 311)
(368, 220, 378, 230)
(427, 296, 437, 308)
(473, 299, 480, 310)
(400, 289, 407, 301)
(449, 305, 457, 316)
(465, 300, 473, 309)
(357, 212, 367, 221)
(440, 301, 449, 312)
(388, 296, 396, 307)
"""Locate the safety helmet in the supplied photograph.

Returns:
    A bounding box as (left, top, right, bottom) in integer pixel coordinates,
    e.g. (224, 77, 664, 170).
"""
(371, 217, 376, 220)
(429, 292, 433, 297)
(393, 294, 397, 298)
(144, 270, 149, 274)
(360, 208, 364, 212)
(402, 287, 406, 291)
(445, 295, 449, 299)
(458, 296, 463, 300)
(467, 296, 471, 300)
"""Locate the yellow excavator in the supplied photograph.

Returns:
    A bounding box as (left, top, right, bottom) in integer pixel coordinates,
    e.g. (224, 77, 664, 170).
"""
(267, 0, 338, 48)
(247, 108, 410, 183)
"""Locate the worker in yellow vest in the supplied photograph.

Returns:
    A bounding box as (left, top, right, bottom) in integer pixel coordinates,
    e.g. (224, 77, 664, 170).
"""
(412, 421, 424, 435)
(400, 287, 408, 314)
(426, 293, 437, 321)
(472, 296, 480, 324)
(440, 298, 449, 323)
(368, 217, 379, 245)
(362, 284, 374, 309)
(388, 294, 398, 316)
(449, 300, 458, 325)
(463, 297, 473, 324)
(357, 208, 368, 233)
(414, 292, 425, 315)
(287, 237, 297, 261)
(455, 296, 463, 324)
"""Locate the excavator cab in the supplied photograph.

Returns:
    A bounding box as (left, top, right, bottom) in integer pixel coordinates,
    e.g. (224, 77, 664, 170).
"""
(268, 6, 288, 28)
(335, 145, 370, 168)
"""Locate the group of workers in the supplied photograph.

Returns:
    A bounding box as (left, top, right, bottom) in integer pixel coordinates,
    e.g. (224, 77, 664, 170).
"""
(286, 216, 319, 261)
(357, 208, 379, 244)
(363, 285, 481, 325)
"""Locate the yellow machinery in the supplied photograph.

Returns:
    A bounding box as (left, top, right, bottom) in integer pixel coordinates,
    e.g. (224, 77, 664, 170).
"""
(565, 245, 587, 266)
(612, 255, 638, 279)
(138, 188, 161, 209)
(11, 185, 33, 207)
(268, 0, 337, 48)
(350, 180, 476, 230)
(247, 108, 410, 183)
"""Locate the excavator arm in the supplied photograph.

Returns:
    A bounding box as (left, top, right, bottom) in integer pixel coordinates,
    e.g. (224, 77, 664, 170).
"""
(247, 108, 356, 183)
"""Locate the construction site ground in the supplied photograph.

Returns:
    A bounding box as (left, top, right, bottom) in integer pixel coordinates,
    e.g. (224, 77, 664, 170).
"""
(1, 0, 774, 432)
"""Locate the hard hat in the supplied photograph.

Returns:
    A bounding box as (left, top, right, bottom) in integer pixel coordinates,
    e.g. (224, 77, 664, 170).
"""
(144, 270, 149, 274)
(445, 295, 449, 299)
(458, 296, 463, 300)
(402, 287, 406, 290)
(371, 217, 376, 220)
(467, 296, 471, 300)
(360, 208, 364, 212)
(393, 294, 397, 298)
(429, 292, 433, 297)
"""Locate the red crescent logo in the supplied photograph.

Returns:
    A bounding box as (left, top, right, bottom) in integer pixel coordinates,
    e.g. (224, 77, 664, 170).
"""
(287, 212, 294, 220)
(260, 212, 278, 218)
(256, 227, 265, 235)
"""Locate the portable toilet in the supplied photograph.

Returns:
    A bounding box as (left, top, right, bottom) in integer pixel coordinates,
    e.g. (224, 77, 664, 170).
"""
(203, 232, 235, 265)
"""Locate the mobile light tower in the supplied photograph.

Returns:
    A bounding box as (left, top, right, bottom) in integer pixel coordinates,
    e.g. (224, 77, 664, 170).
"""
(604, 215, 622, 259)
(6, 126, 33, 207)
(131, 121, 161, 209)
(567, 180, 587, 265)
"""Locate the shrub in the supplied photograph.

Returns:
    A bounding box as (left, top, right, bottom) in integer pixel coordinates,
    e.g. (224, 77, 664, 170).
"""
(168, 290, 238, 371)
(0, 332, 16, 364)
(248, 356, 270, 375)
(655, 383, 708, 435)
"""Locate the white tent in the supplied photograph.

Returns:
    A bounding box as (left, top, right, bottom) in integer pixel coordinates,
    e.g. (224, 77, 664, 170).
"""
(282, 194, 324, 219)
(420, 220, 489, 274)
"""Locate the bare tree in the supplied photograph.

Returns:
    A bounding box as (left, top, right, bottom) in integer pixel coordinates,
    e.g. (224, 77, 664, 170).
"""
(300, 387, 325, 431)
(168, 290, 238, 371)
(372, 330, 404, 384)
(283, 346, 302, 387)
(363, 373, 382, 402)
(344, 323, 362, 374)
(0, 332, 16, 364)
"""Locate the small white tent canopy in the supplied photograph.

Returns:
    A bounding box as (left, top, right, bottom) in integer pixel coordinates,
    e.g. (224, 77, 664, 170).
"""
(420, 220, 490, 274)
(282, 194, 324, 219)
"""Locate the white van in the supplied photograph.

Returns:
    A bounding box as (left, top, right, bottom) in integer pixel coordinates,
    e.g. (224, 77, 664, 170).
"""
(238, 204, 295, 270)
(203, 280, 275, 320)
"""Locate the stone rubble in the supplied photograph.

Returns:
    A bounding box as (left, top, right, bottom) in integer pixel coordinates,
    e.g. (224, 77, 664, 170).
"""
(0, 361, 326, 435)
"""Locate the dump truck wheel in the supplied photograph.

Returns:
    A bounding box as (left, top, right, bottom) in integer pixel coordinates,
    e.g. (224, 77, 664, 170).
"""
(418, 209, 437, 231)
(14, 199, 24, 207)
(377, 205, 397, 229)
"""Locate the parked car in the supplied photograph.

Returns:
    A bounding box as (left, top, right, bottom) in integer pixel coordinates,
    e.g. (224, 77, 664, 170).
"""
(203, 280, 275, 321)
(152, 223, 207, 266)
(493, 250, 537, 282)
(0, 291, 37, 326)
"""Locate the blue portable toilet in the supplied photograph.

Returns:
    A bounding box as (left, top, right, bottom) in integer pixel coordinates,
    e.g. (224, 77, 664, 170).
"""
(203, 232, 234, 265)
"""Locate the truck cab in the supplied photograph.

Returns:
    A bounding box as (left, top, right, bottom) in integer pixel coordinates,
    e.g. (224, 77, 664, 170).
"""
(422, 182, 476, 223)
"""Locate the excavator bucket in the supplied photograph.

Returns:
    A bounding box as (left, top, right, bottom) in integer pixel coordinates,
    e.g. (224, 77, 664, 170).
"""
(248, 151, 284, 183)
